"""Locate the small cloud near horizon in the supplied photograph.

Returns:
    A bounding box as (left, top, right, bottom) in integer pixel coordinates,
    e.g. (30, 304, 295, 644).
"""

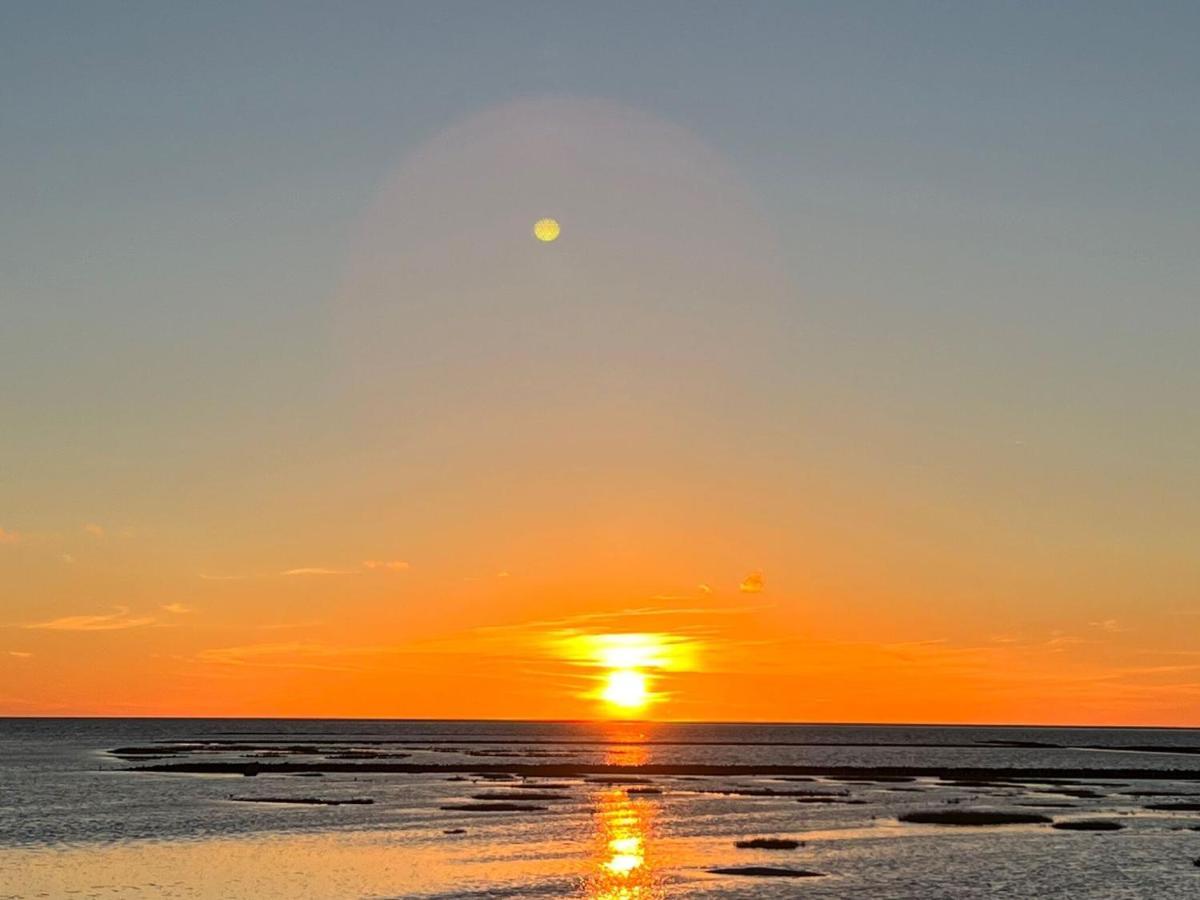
(739, 571, 765, 593)
(83, 523, 105, 539)
(7, 651, 33, 658)
(161, 603, 193, 614)
(0, 527, 21, 544)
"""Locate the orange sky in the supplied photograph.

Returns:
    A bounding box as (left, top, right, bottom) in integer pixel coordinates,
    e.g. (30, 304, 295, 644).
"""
(2, 519, 1198, 723)
(3, 100, 1197, 725)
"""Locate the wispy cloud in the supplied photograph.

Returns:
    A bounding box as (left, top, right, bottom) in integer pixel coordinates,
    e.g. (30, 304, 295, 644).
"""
(161, 603, 193, 615)
(739, 571, 764, 593)
(196, 642, 396, 672)
(362, 559, 410, 572)
(1089, 619, 1124, 633)
(7, 651, 33, 659)
(83, 523, 105, 539)
(280, 567, 360, 577)
(0, 527, 21, 545)
(204, 559, 409, 579)
(256, 619, 326, 631)
(24, 606, 155, 632)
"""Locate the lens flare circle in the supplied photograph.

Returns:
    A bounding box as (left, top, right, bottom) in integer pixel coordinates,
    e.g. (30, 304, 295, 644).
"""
(533, 217, 560, 242)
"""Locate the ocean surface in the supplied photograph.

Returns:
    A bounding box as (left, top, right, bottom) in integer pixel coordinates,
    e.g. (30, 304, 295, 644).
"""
(3, 719, 1200, 898)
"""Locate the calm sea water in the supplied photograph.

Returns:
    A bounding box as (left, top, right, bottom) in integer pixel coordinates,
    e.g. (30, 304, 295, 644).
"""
(3, 719, 1200, 898)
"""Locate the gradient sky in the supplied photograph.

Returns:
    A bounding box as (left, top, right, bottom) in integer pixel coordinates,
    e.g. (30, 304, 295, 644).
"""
(2, 2, 1198, 723)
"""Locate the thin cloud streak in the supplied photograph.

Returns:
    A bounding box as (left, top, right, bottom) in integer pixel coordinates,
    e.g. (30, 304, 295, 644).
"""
(362, 560, 410, 571)
(23, 606, 156, 632)
(280, 567, 360, 577)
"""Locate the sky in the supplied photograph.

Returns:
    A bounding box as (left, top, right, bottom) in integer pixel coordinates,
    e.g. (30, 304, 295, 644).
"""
(2, 2, 1198, 723)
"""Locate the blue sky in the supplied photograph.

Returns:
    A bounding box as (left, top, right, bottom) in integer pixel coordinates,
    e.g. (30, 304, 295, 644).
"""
(4, 0, 1197, 541)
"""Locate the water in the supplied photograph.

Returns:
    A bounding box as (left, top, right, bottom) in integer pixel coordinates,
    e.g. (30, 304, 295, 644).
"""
(3, 719, 1200, 897)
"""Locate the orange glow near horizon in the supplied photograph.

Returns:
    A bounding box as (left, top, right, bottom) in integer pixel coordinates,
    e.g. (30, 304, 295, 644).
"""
(552, 631, 700, 717)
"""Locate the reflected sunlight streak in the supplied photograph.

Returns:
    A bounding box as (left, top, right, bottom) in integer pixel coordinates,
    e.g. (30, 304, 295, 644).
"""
(588, 789, 659, 899)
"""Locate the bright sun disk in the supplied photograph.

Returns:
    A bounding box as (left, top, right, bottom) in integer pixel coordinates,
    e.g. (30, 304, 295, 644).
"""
(602, 669, 648, 711)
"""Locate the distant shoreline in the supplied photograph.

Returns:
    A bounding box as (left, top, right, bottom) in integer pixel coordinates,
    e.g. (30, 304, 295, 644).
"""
(3, 716, 1199, 730)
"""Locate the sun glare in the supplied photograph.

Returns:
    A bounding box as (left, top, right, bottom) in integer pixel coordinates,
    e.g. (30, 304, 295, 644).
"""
(601, 669, 649, 712)
(551, 631, 704, 717)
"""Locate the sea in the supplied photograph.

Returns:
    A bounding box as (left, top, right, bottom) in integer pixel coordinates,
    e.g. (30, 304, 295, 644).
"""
(3, 719, 1200, 898)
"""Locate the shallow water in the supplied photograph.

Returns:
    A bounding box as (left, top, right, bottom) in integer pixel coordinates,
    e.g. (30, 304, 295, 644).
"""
(3, 719, 1200, 897)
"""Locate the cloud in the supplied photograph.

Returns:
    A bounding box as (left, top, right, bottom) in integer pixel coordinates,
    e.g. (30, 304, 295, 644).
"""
(1045, 631, 1088, 649)
(196, 642, 395, 672)
(698, 583, 713, 594)
(7, 651, 32, 659)
(739, 571, 765, 593)
(161, 603, 193, 615)
(255, 619, 326, 631)
(203, 560, 409, 580)
(362, 560, 410, 572)
(0, 527, 21, 545)
(24, 606, 156, 632)
(281, 568, 357, 577)
(83, 523, 105, 539)
(1089, 619, 1124, 633)
(551, 631, 704, 673)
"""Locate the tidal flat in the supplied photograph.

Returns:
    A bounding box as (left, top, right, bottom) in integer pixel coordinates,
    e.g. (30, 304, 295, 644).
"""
(5, 719, 1200, 898)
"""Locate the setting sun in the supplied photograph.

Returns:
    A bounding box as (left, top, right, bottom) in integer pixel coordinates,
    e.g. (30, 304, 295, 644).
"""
(601, 669, 649, 712)
(550, 631, 702, 716)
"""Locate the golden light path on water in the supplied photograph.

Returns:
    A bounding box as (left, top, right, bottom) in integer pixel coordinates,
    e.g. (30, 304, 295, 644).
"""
(587, 788, 660, 899)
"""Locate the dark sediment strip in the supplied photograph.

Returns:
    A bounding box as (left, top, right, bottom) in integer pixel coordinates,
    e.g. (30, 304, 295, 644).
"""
(228, 796, 373, 806)
(1051, 820, 1124, 831)
(128, 761, 1200, 780)
(1145, 802, 1200, 811)
(709, 866, 824, 878)
(899, 810, 1052, 826)
(735, 838, 802, 849)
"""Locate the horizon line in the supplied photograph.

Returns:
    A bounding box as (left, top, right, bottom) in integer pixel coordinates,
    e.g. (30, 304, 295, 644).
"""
(1, 714, 1197, 731)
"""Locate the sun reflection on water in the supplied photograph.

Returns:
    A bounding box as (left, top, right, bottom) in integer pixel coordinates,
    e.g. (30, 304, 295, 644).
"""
(600, 722, 653, 767)
(587, 789, 662, 900)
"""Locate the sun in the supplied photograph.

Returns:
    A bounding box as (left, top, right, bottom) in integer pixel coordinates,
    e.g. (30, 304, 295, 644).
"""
(601, 669, 648, 712)
(533, 217, 560, 242)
